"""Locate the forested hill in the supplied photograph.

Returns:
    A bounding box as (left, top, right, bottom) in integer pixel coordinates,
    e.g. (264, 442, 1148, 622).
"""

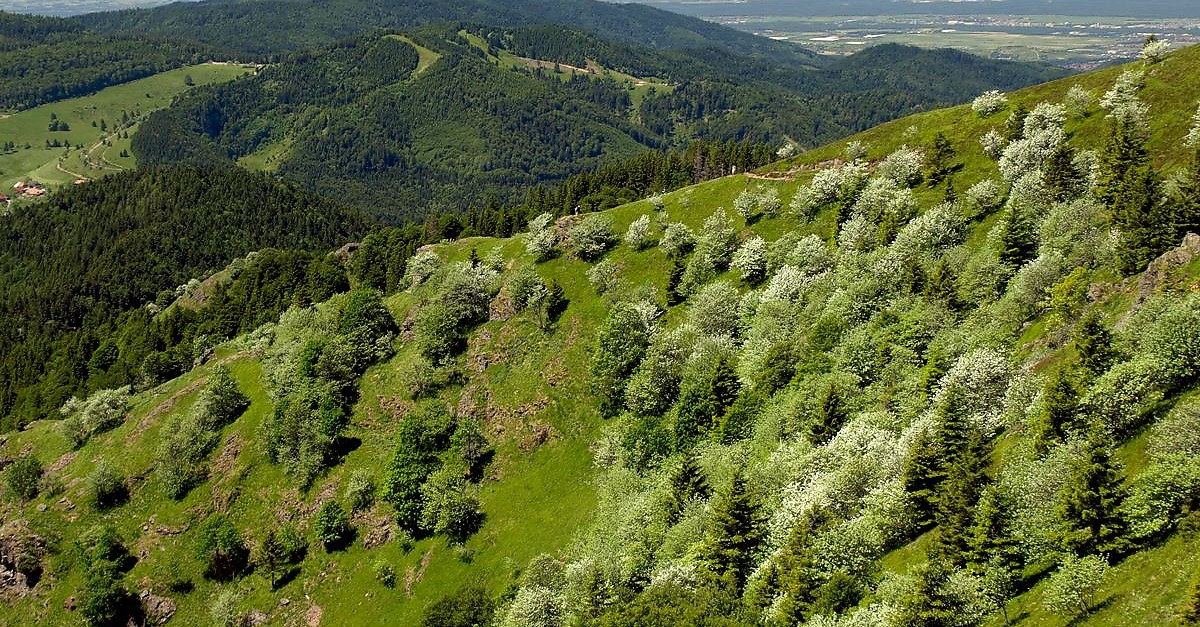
(71, 0, 818, 62)
(0, 166, 370, 430)
(2, 42, 1199, 627)
(0, 11, 218, 110)
(132, 28, 1067, 222)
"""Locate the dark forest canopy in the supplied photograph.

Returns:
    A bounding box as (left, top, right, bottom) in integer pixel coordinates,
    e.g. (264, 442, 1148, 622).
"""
(0, 166, 369, 429)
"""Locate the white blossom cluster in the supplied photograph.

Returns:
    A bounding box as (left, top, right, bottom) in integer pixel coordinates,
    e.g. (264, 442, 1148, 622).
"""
(1100, 69, 1149, 126)
(525, 212, 557, 260)
(876, 145, 924, 187)
(971, 89, 1008, 116)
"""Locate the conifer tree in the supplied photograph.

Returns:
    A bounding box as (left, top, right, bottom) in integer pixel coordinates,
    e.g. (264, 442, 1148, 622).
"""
(1033, 369, 1082, 454)
(927, 132, 958, 185)
(1098, 110, 1176, 273)
(666, 257, 685, 306)
(805, 381, 848, 446)
(968, 485, 1024, 578)
(700, 469, 765, 590)
(923, 260, 962, 311)
(1074, 311, 1118, 379)
(1057, 432, 1130, 557)
(998, 204, 1037, 269)
(708, 357, 741, 419)
(897, 557, 958, 627)
(1004, 103, 1030, 142)
(931, 430, 989, 566)
(905, 426, 942, 528)
(770, 512, 826, 625)
(1044, 143, 1084, 201)
(1174, 147, 1200, 238)
(256, 528, 288, 589)
(665, 454, 710, 524)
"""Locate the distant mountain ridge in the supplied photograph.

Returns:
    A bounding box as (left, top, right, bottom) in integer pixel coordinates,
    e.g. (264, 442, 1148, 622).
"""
(72, 0, 820, 62)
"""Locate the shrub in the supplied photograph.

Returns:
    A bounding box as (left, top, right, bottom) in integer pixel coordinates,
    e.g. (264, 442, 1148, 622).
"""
(260, 387, 347, 487)
(87, 461, 127, 510)
(6, 455, 42, 501)
(972, 90, 1008, 116)
(731, 236, 767, 284)
(403, 249, 441, 288)
(1080, 358, 1164, 435)
(374, 560, 397, 588)
(733, 188, 758, 221)
(568, 214, 615, 261)
(201, 366, 251, 428)
(1065, 85, 1095, 117)
(659, 222, 695, 258)
(1134, 294, 1200, 389)
(980, 128, 1006, 160)
(586, 258, 621, 295)
(525, 213, 557, 260)
(677, 252, 717, 298)
(79, 559, 133, 627)
(345, 470, 376, 513)
(1042, 554, 1107, 618)
(420, 465, 484, 542)
(507, 265, 547, 311)
(414, 303, 462, 364)
(59, 387, 131, 448)
(590, 304, 653, 415)
(697, 210, 736, 269)
(423, 585, 496, 627)
(314, 501, 353, 551)
(963, 179, 1004, 215)
(209, 588, 241, 627)
(194, 514, 249, 580)
(877, 146, 924, 187)
(624, 214, 652, 250)
(689, 281, 741, 337)
(1149, 402, 1200, 459)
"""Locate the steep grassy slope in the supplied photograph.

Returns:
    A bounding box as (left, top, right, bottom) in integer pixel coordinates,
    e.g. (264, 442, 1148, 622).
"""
(2, 44, 1200, 627)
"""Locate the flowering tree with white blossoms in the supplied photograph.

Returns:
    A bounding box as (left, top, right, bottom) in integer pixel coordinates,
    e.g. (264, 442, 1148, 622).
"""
(972, 90, 1008, 117)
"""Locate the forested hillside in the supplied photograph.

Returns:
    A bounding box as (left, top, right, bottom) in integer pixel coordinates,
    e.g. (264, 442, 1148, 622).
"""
(0, 11, 218, 110)
(132, 27, 1066, 222)
(2, 41, 1200, 627)
(72, 0, 818, 61)
(0, 166, 369, 430)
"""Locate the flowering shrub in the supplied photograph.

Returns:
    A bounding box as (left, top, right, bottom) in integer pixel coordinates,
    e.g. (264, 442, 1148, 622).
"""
(972, 90, 1008, 116)
(624, 214, 652, 250)
(964, 179, 1005, 215)
(403, 249, 441, 288)
(526, 212, 557, 260)
(689, 281, 741, 337)
(659, 222, 695, 258)
(586, 258, 621, 295)
(876, 145, 924, 187)
(1100, 69, 1148, 125)
(1080, 357, 1165, 435)
(731, 236, 768, 284)
(980, 128, 1006, 160)
(568, 214, 616, 261)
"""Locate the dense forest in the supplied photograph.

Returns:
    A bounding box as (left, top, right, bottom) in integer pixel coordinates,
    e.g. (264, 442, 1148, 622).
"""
(0, 166, 369, 430)
(72, 0, 818, 61)
(0, 11, 217, 110)
(131, 27, 1065, 222)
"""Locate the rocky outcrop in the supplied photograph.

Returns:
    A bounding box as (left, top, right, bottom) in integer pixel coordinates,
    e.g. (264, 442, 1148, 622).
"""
(1134, 232, 1200, 308)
